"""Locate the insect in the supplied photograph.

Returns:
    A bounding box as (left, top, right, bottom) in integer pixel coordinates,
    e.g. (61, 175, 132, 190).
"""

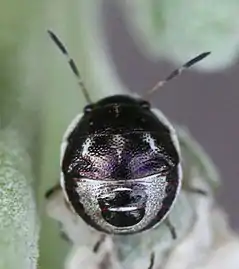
(46, 30, 210, 269)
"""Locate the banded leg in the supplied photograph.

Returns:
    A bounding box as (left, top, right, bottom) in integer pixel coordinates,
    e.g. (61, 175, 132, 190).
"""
(165, 218, 177, 240)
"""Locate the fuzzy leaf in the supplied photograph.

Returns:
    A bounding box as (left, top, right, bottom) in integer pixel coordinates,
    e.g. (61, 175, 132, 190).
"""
(0, 129, 39, 269)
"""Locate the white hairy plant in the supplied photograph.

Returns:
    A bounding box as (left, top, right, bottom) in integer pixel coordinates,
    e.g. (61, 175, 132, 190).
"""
(0, 129, 39, 269)
(0, 1, 238, 269)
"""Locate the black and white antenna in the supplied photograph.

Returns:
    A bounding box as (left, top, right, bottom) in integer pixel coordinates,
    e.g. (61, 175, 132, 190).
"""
(48, 30, 92, 104)
(144, 52, 211, 99)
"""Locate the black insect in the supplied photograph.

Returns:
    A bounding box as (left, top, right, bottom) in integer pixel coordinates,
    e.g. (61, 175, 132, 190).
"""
(46, 30, 210, 269)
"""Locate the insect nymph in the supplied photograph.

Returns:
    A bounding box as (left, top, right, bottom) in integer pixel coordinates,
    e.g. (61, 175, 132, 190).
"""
(47, 30, 210, 240)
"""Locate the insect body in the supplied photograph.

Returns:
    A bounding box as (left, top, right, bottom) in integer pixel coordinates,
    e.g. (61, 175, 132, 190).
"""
(61, 94, 182, 234)
(47, 30, 210, 268)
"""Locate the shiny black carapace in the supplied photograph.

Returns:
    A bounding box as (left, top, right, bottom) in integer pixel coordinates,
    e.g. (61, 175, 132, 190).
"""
(61, 95, 181, 234)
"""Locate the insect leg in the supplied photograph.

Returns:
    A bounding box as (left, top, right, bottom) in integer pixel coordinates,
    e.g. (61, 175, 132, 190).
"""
(186, 187, 208, 196)
(182, 179, 208, 196)
(147, 252, 155, 269)
(45, 184, 73, 243)
(93, 235, 106, 253)
(59, 227, 71, 243)
(45, 183, 61, 199)
(165, 218, 177, 240)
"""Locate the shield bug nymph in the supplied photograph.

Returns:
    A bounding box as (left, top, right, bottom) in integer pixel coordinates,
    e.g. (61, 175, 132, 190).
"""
(60, 94, 182, 235)
(47, 30, 210, 238)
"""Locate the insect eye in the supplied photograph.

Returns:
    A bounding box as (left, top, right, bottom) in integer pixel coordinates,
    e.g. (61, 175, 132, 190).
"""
(138, 100, 150, 109)
(84, 104, 94, 113)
